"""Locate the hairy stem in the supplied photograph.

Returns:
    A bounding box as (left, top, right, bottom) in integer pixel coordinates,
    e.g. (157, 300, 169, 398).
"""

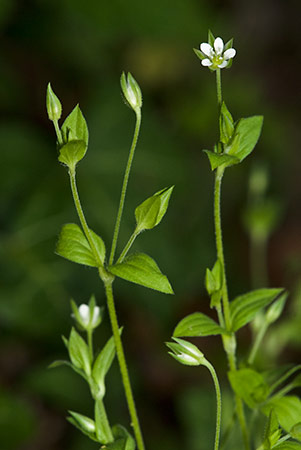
(117, 230, 139, 264)
(109, 110, 142, 265)
(203, 361, 222, 450)
(104, 281, 145, 450)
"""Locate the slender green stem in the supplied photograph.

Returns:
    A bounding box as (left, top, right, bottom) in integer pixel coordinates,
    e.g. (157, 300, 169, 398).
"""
(248, 320, 268, 365)
(69, 169, 103, 267)
(269, 364, 301, 394)
(53, 119, 63, 145)
(117, 230, 139, 264)
(213, 68, 250, 450)
(203, 361, 222, 450)
(104, 281, 145, 450)
(273, 434, 290, 447)
(109, 110, 142, 265)
(214, 167, 231, 329)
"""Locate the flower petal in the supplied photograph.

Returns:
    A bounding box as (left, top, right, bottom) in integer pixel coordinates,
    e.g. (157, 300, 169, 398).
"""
(79, 304, 90, 324)
(214, 37, 224, 55)
(224, 48, 236, 60)
(201, 58, 213, 67)
(218, 60, 228, 69)
(200, 43, 213, 57)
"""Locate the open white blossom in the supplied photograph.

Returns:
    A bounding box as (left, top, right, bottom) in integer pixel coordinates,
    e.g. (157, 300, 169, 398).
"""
(78, 303, 100, 328)
(200, 37, 236, 69)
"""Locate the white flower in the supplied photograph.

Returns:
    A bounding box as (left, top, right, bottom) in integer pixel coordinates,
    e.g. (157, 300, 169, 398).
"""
(78, 303, 100, 328)
(200, 37, 236, 70)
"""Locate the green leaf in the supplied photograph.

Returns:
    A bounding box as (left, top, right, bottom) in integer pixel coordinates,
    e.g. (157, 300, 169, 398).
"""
(61, 104, 89, 147)
(203, 149, 239, 171)
(108, 253, 173, 294)
(106, 425, 136, 450)
(58, 140, 87, 170)
(291, 423, 301, 442)
(275, 443, 301, 450)
(228, 116, 263, 162)
(92, 332, 120, 399)
(219, 102, 234, 145)
(135, 186, 174, 232)
(266, 292, 287, 324)
(205, 260, 223, 308)
(228, 368, 269, 409)
(230, 288, 284, 332)
(68, 328, 91, 376)
(94, 399, 114, 444)
(263, 410, 281, 449)
(261, 396, 301, 434)
(173, 312, 226, 337)
(56, 223, 105, 267)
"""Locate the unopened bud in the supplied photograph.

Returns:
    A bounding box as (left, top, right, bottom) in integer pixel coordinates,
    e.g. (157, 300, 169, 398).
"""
(46, 83, 62, 121)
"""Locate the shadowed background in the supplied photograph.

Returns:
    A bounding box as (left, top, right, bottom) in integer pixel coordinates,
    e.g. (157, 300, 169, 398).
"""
(1, 0, 301, 449)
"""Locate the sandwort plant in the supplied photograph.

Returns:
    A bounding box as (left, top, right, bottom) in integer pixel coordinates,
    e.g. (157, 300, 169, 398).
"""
(47, 31, 301, 450)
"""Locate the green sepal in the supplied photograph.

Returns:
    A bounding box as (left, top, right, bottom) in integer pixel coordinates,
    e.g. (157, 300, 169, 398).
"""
(228, 368, 269, 409)
(58, 140, 87, 171)
(208, 29, 215, 47)
(94, 399, 114, 444)
(92, 330, 121, 400)
(166, 337, 205, 367)
(261, 396, 301, 435)
(105, 425, 136, 450)
(108, 253, 173, 294)
(135, 186, 174, 233)
(61, 104, 89, 148)
(229, 288, 284, 332)
(228, 116, 264, 162)
(203, 149, 240, 171)
(48, 359, 87, 380)
(46, 82, 62, 121)
(67, 411, 98, 441)
(68, 327, 91, 376)
(224, 38, 234, 51)
(219, 102, 234, 145)
(56, 223, 105, 267)
(173, 312, 226, 338)
(193, 48, 206, 61)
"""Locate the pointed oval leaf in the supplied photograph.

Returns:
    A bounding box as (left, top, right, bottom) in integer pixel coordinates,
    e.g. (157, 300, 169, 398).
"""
(228, 368, 269, 409)
(68, 328, 91, 376)
(56, 223, 105, 267)
(173, 312, 226, 337)
(261, 396, 301, 434)
(94, 399, 114, 444)
(229, 116, 263, 162)
(203, 149, 239, 171)
(230, 288, 284, 332)
(108, 253, 173, 294)
(61, 104, 89, 147)
(106, 425, 136, 450)
(135, 186, 174, 232)
(58, 140, 87, 170)
(219, 102, 234, 145)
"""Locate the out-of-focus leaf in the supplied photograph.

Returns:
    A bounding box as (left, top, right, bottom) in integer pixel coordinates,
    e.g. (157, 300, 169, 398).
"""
(173, 312, 226, 337)
(228, 368, 269, 409)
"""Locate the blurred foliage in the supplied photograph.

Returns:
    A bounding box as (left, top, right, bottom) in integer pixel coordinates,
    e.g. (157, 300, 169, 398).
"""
(1, 0, 301, 449)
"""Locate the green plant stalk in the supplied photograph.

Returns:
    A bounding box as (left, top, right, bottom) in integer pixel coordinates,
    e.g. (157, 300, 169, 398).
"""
(53, 119, 63, 145)
(104, 281, 145, 450)
(68, 169, 145, 449)
(109, 109, 142, 265)
(214, 70, 250, 450)
(87, 328, 94, 362)
(203, 360, 222, 450)
(248, 320, 268, 365)
(117, 230, 139, 263)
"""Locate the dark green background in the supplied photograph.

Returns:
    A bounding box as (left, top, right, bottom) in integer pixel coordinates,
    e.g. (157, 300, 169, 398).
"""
(1, 0, 301, 449)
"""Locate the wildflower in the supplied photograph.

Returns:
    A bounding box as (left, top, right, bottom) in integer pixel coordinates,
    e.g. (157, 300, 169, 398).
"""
(78, 303, 101, 328)
(200, 37, 236, 70)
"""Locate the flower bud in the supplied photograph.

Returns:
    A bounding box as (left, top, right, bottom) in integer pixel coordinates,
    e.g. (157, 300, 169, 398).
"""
(120, 72, 142, 111)
(68, 411, 96, 434)
(266, 293, 287, 325)
(46, 83, 62, 121)
(166, 337, 206, 366)
(71, 296, 102, 331)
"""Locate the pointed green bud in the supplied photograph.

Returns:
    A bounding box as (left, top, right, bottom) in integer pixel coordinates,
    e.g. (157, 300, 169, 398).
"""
(219, 102, 234, 145)
(135, 186, 174, 233)
(68, 411, 96, 434)
(46, 83, 62, 121)
(166, 337, 206, 366)
(120, 72, 142, 111)
(266, 292, 287, 324)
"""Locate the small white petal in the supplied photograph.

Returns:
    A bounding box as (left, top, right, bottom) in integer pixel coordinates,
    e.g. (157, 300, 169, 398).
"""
(200, 43, 213, 57)
(79, 304, 90, 325)
(201, 58, 213, 67)
(218, 60, 228, 69)
(214, 37, 224, 55)
(224, 48, 236, 60)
